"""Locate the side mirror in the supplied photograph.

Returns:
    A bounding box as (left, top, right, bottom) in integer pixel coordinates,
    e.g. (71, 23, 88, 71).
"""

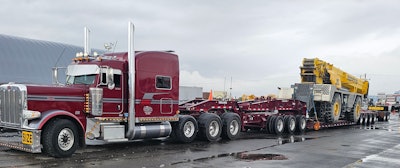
(52, 67, 66, 85)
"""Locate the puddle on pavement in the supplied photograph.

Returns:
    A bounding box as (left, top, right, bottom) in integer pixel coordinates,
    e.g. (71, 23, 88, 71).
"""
(171, 135, 320, 165)
(171, 152, 288, 165)
(236, 153, 288, 161)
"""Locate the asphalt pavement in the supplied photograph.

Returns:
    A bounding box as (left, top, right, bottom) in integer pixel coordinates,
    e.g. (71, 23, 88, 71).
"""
(1, 113, 399, 168)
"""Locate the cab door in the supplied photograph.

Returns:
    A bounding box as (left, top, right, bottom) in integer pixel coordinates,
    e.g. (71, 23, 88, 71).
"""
(100, 67, 124, 117)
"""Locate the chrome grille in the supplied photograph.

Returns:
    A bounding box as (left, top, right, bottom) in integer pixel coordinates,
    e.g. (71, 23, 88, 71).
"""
(0, 84, 24, 128)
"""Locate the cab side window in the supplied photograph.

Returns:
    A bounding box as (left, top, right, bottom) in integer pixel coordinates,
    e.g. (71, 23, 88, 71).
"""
(100, 73, 121, 88)
(156, 76, 171, 90)
(113, 74, 121, 88)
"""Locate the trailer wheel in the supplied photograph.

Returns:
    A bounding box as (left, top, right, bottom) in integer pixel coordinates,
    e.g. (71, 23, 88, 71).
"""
(273, 116, 284, 135)
(198, 113, 222, 142)
(385, 112, 390, 121)
(268, 116, 277, 134)
(221, 113, 241, 140)
(265, 116, 272, 134)
(172, 115, 198, 143)
(371, 114, 376, 124)
(296, 115, 306, 133)
(284, 116, 296, 134)
(42, 119, 79, 158)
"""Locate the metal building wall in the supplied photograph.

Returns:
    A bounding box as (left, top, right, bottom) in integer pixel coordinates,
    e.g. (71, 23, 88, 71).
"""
(0, 34, 92, 84)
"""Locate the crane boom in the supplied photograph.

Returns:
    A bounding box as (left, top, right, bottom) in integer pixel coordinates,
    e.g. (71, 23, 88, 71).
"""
(300, 58, 369, 96)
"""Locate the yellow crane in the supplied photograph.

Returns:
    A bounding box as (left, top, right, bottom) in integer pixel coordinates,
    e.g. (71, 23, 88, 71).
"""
(300, 58, 369, 96)
(294, 58, 369, 123)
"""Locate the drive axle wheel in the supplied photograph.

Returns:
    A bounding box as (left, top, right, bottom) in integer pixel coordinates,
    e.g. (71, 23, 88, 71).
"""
(42, 119, 79, 158)
(172, 115, 198, 143)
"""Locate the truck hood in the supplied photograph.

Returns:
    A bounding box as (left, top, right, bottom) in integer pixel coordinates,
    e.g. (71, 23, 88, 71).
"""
(25, 84, 88, 113)
(26, 84, 87, 97)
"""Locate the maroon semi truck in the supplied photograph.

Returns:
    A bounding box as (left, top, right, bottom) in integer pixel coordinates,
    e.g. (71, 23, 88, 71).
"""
(0, 22, 309, 157)
(0, 23, 243, 157)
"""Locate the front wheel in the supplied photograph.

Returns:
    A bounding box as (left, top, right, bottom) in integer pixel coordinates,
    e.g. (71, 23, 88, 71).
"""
(42, 119, 79, 158)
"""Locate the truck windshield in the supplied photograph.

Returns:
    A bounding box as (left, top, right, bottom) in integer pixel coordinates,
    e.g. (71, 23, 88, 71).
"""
(66, 75, 96, 85)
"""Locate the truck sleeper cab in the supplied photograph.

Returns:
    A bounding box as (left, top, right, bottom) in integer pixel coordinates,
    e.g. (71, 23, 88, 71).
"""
(0, 51, 181, 157)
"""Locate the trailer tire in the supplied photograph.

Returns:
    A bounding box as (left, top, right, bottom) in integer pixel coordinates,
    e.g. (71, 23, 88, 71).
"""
(371, 114, 376, 124)
(172, 115, 198, 143)
(273, 116, 284, 136)
(221, 113, 241, 140)
(295, 115, 306, 133)
(268, 116, 277, 134)
(366, 114, 371, 125)
(42, 118, 79, 158)
(198, 113, 222, 142)
(385, 112, 390, 121)
(361, 114, 366, 124)
(265, 116, 272, 134)
(284, 116, 296, 134)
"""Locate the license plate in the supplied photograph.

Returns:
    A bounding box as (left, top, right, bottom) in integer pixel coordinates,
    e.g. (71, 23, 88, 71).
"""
(22, 131, 33, 145)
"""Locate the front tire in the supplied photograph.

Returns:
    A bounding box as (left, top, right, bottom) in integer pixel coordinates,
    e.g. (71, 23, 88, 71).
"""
(42, 119, 79, 158)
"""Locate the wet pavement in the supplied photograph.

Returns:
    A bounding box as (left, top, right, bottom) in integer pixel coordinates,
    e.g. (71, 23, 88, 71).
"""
(1, 114, 400, 168)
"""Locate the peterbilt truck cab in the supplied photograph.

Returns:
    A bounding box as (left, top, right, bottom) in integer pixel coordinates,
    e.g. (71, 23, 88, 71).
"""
(0, 50, 181, 157)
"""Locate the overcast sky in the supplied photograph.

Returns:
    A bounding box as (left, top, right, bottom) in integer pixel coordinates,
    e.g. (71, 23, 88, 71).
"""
(1, 0, 400, 97)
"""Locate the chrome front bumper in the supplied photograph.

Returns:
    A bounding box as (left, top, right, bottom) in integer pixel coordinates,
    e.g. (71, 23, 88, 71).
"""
(0, 129, 42, 153)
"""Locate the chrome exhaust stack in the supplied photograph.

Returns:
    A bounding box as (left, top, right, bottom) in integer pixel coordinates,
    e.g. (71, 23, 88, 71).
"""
(84, 27, 91, 56)
(126, 21, 136, 139)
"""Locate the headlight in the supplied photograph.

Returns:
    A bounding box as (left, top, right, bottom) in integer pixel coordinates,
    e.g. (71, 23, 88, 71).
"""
(23, 110, 41, 120)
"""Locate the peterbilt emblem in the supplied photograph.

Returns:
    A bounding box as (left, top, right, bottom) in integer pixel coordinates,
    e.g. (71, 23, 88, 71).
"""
(143, 106, 153, 115)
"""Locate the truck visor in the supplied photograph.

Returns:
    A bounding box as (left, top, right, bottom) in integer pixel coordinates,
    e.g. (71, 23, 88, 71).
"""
(67, 64, 100, 76)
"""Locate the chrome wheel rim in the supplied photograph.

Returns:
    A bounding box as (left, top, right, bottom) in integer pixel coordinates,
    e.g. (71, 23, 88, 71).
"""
(229, 120, 239, 135)
(183, 121, 195, 138)
(58, 128, 74, 151)
(209, 120, 220, 137)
